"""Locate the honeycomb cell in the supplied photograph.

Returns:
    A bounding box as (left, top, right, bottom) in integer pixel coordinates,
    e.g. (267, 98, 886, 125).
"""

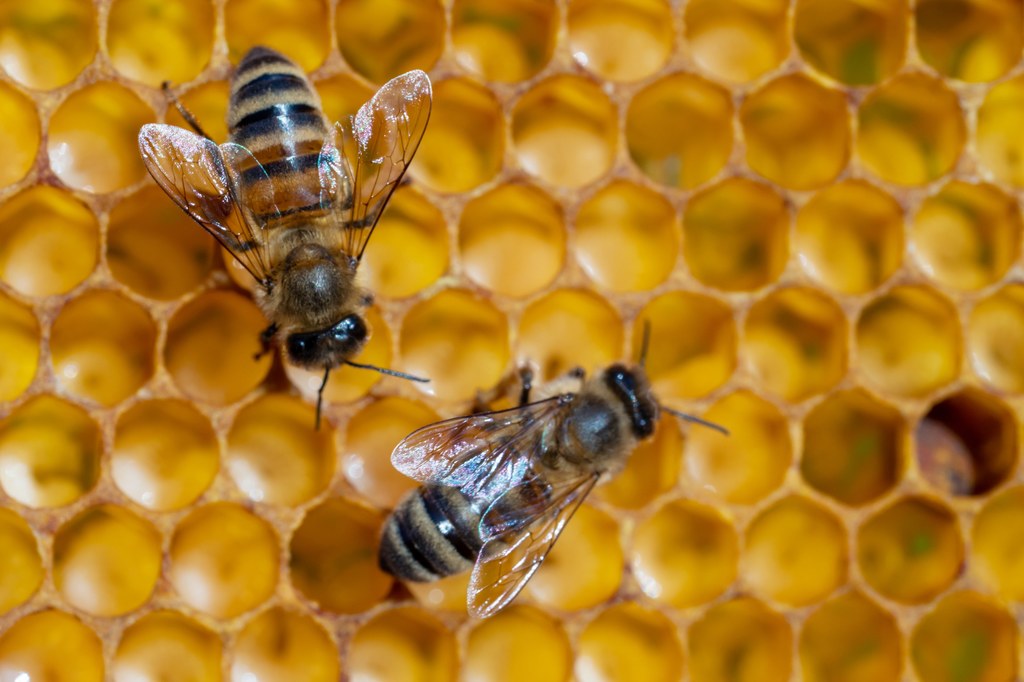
(165, 81, 230, 144)
(51, 290, 156, 406)
(225, 0, 328, 72)
(626, 73, 733, 190)
(684, 0, 789, 84)
(856, 73, 966, 186)
(801, 389, 904, 507)
(969, 284, 1024, 393)
(336, 0, 444, 84)
(459, 183, 564, 298)
(799, 591, 903, 682)
(688, 598, 792, 682)
(856, 495, 963, 604)
(631, 499, 738, 608)
(0, 186, 98, 297)
(0, 292, 38, 402)
(451, 0, 556, 82)
(348, 607, 457, 682)
(686, 391, 790, 505)
(399, 288, 509, 402)
(0, 0, 97, 89)
(977, 74, 1024, 187)
(53, 504, 161, 616)
(911, 181, 1020, 291)
(169, 502, 279, 619)
(465, 605, 571, 682)
(743, 495, 848, 607)
(47, 82, 155, 193)
(342, 397, 440, 509)
(795, 180, 903, 295)
(916, 0, 1021, 83)
(226, 393, 335, 506)
(911, 591, 1018, 682)
(576, 603, 683, 682)
(568, 0, 673, 82)
(0, 610, 104, 682)
(362, 187, 447, 299)
(107, 0, 214, 86)
(165, 290, 272, 405)
(856, 285, 960, 397)
(0, 508, 42, 614)
(230, 607, 339, 682)
(112, 399, 218, 511)
(407, 572, 471, 614)
(512, 76, 617, 188)
(574, 180, 679, 292)
(289, 497, 392, 613)
(0, 395, 100, 508)
(683, 177, 789, 292)
(743, 287, 847, 402)
(516, 288, 622, 381)
(972, 486, 1024, 600)
(315, 73, 374, 127)
(0, 82, 39, 188)
(599, 414, 680, 509)
(113, 610, 222, 682)
(916, 389, 1016, 497)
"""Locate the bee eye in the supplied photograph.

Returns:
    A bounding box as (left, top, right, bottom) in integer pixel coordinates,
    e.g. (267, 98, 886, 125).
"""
(329, 314, 367, 344)
(286, 332, 319, 364)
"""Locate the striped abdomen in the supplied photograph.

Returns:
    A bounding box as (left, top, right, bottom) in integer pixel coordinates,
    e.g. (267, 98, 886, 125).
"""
(379, 484, 485, 582)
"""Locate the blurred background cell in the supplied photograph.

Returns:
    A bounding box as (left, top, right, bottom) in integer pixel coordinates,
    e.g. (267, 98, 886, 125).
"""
(336, 0, 444, 84)
(0, 610, 104, 682)
(598, 414, 681, 509)
(688, 597, 792, 682)
(0, 508, 43, 614)
(969, 284, 1024, 393)
(113, 611, 222, 682)
(0, 81, 39, 187)
(225, 0, 328, 71)
(452, 0, 556, 82)
(164, 80, 229, 143)
(972, 486, 1024, 600)
(0, 0, 97, 89)
(568, 0, 672, 82)
(799, 591, 903, 682)
(916, 0, 1021, 83)
(363, 187, 447, 299)
(466, 605, 572, 682)
(977, 74, 1024, 186)
(107, 0, 214, 86)
(348, 607, 457, 682)
(230, 607, 339, 682)
(0, 292, 39, 401)
(684, 0, 789, 84)
(575, 603, 683, 682)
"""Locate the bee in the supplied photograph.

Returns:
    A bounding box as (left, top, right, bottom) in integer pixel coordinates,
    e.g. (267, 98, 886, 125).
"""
(379, 329, 728, 617)
(138, 46, 432, 425)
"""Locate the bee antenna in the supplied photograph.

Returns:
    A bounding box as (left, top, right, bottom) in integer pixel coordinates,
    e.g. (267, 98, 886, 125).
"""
(344, 360, 430, 383)
(638, 319, 652, 368)
(315, 367, 331, 430)
(660, 405, 730, 436)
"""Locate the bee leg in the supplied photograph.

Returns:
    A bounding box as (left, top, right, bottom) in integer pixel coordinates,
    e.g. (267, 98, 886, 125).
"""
(161, 81, 213, 141)
(315, 367, 331, 430)
(517, 366, 534, 406)
(253, 323, 279, 361)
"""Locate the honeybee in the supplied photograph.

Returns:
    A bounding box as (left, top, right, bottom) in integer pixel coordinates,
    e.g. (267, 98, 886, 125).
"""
(138, 46, 432, 425)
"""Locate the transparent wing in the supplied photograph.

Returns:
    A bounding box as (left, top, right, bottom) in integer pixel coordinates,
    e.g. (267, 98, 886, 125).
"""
(138, 124, 274, 285)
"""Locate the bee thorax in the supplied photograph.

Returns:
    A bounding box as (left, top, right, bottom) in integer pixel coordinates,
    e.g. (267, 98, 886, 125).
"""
(559, 394, 625, 470)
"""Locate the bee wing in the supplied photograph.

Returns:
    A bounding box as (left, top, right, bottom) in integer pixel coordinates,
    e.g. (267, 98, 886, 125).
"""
(138, 124, 274, 286)
(468, 473, 600, 618)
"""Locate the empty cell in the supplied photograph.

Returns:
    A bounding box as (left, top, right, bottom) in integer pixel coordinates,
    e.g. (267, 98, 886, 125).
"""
(576, 603, 683, 682)
(0, 610, 104, 682)
(362, 187, 447, 299)
(452, 0, 557, 82)
(349, 607, 457, 682)
(916, 0, 1021, 83)
(684, 0, 789, 84)
(0, 292, 38, 402)
(598, 414, 681, 509)
(0, 0, 97, 89)
(113, 610, 222, 682)
(977, 74, 1024, 187)
(466, 606, 572, 682)
(165, 80, 230, 144)
(107, 0, 214, 86)
(336, 0, 444, 84)
(0, 508, 42, 615)
(225, 0, 328, 72)
(0, 81, 40, 187)
(688, 598, 792, 682)
(799, 591, 903, 682)
(568, 0, 672, 82)
(972, 486, 1024, 600)
(230, 607, 339, 682)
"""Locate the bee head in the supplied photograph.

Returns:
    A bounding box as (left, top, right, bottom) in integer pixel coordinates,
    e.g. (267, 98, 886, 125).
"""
(285, 313, 367, 369)
(601, 363, 658, 439)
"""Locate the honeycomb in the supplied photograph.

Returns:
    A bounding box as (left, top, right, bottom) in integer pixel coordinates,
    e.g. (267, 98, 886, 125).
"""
(2, 0, 1024, 680)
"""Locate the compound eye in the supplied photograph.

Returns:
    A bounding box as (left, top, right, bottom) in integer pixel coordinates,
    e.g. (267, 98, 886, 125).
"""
(331, 314, 368, 344)
(286, 332, 319, 365)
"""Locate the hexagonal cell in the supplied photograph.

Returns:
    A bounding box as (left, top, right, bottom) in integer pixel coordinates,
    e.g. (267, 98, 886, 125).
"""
(969, 284, 1024, 393)
(225, 0, 328, 72)
(51, 290, 156, 406)
(362, 187, 447, 299)
(0, 395, 100, 508)
(575, 180, 679, 292)
(626, 72, 733, 190)
(349, 608, 456, 681)
(0, 186, 98, 297)
(169, 502, 279, 619)
(916, 0, 1021, 83)
(0, 610, 104, 682)
(977, 74, 1024, 187)
(466, 605, 572, 682)
(576, 603, 683, 682)
(336, 0, 444, 83)
(0, 0, 97, 89)
(911, 591, 1018, 682)
(683, 177, 789, 292)
(598, 414, 681, 509)
(568, 0, 673, 82)
(47, 82, 155, 193)
(740, 73, 851, 191)
(795, 179, 904, 295)
(0, 81, 39, 188)
(316, 73, 374, 127)
(743, 495, 848, 607)
(165, 290, 272, 405)
(516, 288, 622, 382)
(53, 504, 161, 617)
(113, 610, 222, 682)
(399, 288, 509, 402)
(686, 390, 790, 505)
(972, 486, 1024, 600)
(407, 572, 472, 614)
(289, 497, 392, 613)
(856, 73, 966, 186)
(512, 75, 617, 188)
(0, 508, 42, 614)
(911, 181, 1020, 291)
(226, 394, 335, 506)
(451, 0, 556, 82)
(794, 0, 908, 85)
(856, 495, 963, 605)
(165, 80, 230, 144)
(799, 591, 903, 682)
(0, 292, 38, 402)
(856, 285, 960, 398)
(802, 389, 904, 507)
(231, 607, 339, 682)
(631, 499, 738, 608)
(684, 0, 789, 84)
(107, 0, 214, 86)
(688, 597, 792, 682)
(916, 389, 1016, 497)
(743, 287, 847, 402)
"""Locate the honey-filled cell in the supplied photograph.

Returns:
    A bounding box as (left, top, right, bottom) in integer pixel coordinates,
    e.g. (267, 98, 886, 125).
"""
(336, 0, 444, 84)
(969, 284, 1024, 393)
(165, 81, 230, 144)
(977, 74, 1024, 187)
(576, 603, 683, 682)
(362, 187, 447, 299)
(972, 486, 1024, 600)
(230, 607, 339, 682)
(407, 572, 471, 614)
(684, 0, 789, 84)
(916, 0, 1021, 83)
(225, 0, 328, 72)
(107, 0, 214, 86)
(568, 0, 673, 82)
(315, 73, 374, 127)
(348, 607, 457, 682)
(0, 610, 104, 682)
(0, 292, 38, 402)
(113, 610, 222, 682)
(0, 395, 100, 508)
(0, 0, 97, 89)
(451, 0, 557, 83)
(799, 591, 903, 682)
(0, 508, 42, 614)
(465, 606, 572, 682)
(0, 81, 39, 188)
(598, 414, 681, 510)
(688, 598, 792, 682)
